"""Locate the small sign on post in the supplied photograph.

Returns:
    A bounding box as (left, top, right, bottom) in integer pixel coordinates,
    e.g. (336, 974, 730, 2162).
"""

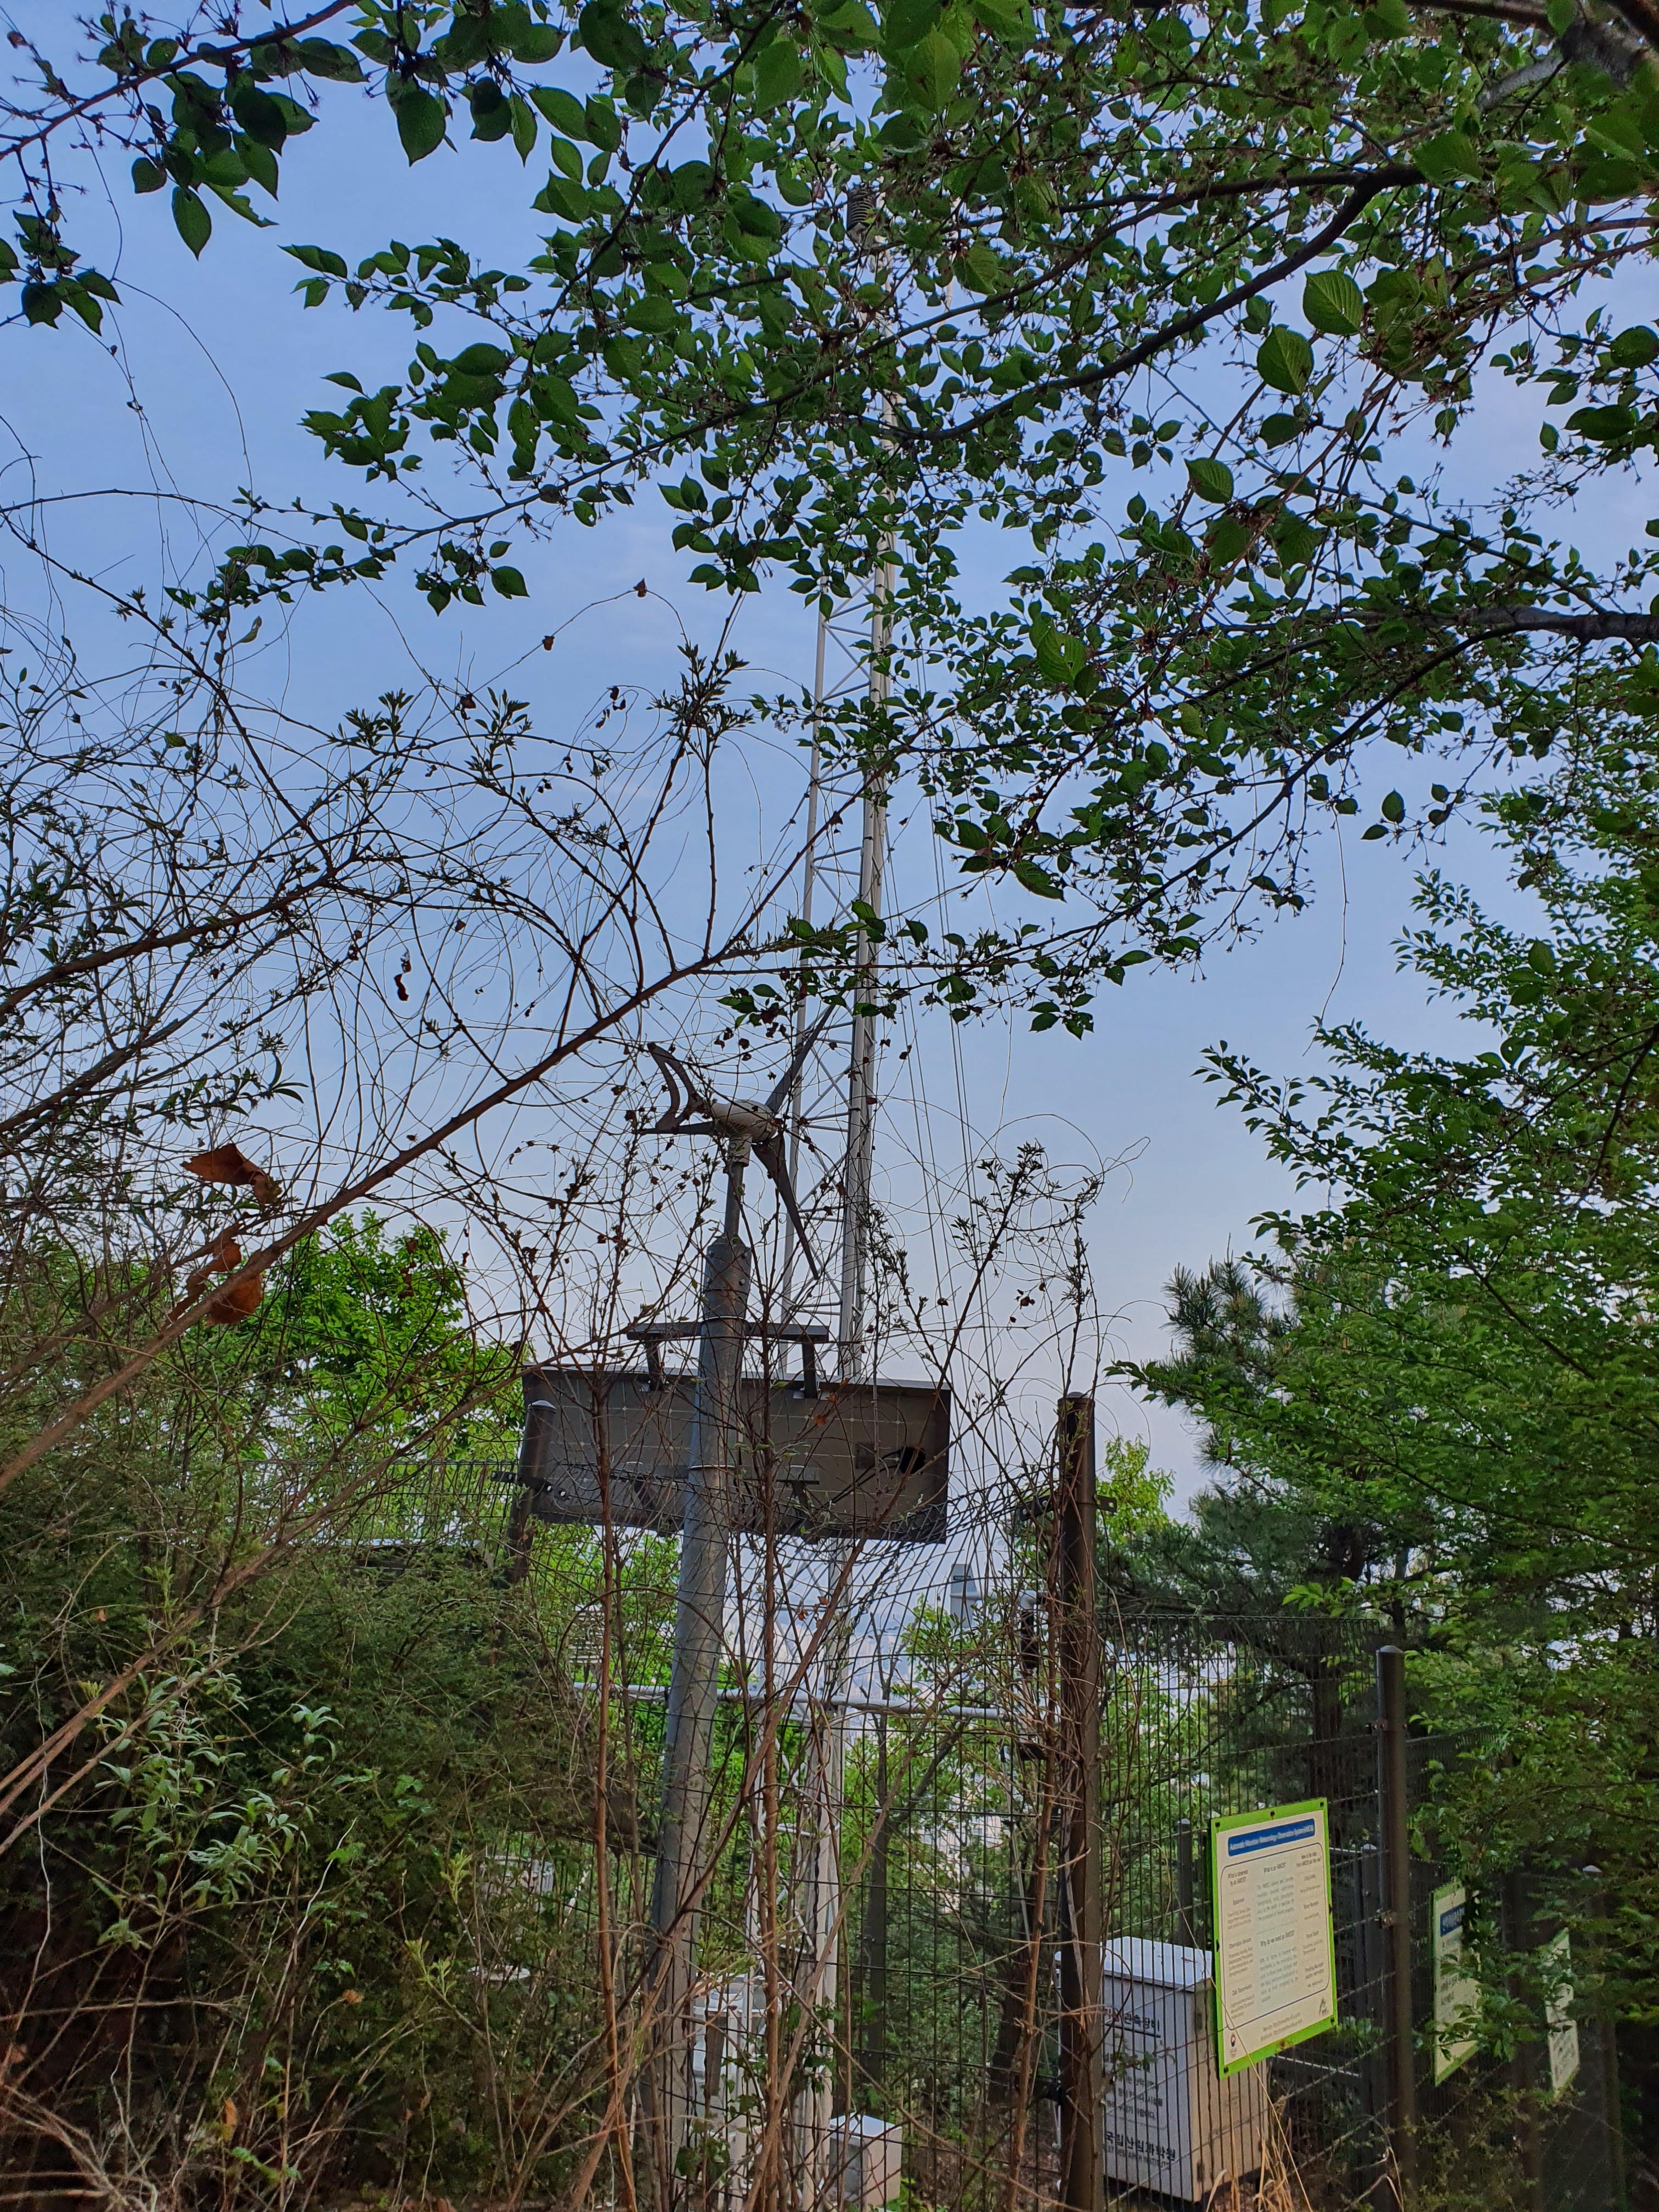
(1431, 1882, 1481, 2083)
(1210, 1800, 1337, 2076)
(1543, 1929, 1581, 2095)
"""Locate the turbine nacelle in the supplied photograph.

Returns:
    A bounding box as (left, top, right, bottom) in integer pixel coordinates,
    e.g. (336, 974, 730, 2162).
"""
(646, 1013, 830, 1273)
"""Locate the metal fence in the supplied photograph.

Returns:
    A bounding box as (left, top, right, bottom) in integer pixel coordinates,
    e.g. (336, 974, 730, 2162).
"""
(817, 1605, 1625, 2212)
(240, 1451, 1630, 2212)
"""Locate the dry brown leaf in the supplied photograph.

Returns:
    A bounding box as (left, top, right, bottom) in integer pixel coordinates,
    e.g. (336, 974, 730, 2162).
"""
(182, 1229, 242, 1300)
(204, 1273, 264, 1326)
(185, 1143, 282, 1210)
(222, 2097, 238, 2136)
(177, 1227, 264, 1326)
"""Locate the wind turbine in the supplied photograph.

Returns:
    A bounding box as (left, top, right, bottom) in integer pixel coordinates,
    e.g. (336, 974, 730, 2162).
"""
(639, 1011, 829, 2193)
(645, 1022, 825, 1272)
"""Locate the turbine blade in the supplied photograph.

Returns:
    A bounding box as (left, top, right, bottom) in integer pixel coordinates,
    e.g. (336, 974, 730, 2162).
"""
(647, 1041, 715, 1131)
(755, 1130, 817, 1276)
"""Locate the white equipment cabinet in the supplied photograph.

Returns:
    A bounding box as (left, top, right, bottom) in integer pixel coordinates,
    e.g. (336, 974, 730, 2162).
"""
(1100, 1939, 1272, 2202)
(827, 2114, 903, 2209)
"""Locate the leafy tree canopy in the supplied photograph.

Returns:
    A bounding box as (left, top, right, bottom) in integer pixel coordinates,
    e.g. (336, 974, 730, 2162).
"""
(13, 0, 1659, 1029)
(1127, 711, 1659, 1985)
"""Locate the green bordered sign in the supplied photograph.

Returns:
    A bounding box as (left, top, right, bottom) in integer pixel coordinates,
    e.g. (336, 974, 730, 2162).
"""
(1211, 1799, 1338, 2076)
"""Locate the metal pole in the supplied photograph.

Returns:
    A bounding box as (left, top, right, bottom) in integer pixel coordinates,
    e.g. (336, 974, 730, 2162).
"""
(857, 1710, 891, 2104)
(1376, 1646, 1417, 2206)
(798, 490, 895, 2201)
(1357, 1842, 1390, 2210)
(644, 1144, 753, 2201)
(836, 487, 894, 1386)
(1588, 1877, 1629, 2212)
(1176, 1818, 1196, 1948)
(1057, 1394, 1104, 2212)
(778, 613, 827, 1317)
(1504, 1870, 1547, 2212)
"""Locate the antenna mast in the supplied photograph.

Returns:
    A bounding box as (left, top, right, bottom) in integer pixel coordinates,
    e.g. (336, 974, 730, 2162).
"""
(835, 559, 893, 1383)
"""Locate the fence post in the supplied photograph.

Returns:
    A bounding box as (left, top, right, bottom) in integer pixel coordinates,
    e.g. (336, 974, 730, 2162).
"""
(1056, 1393, 1104, 2212)
(1376, 1646, 1417, 2204)
(1356, 1842, 1391, 2209)
(1176, 1816, 1196, 1947)
(1504, 1871, 1547, 2212)
(1596, 1895, 1628, 2212)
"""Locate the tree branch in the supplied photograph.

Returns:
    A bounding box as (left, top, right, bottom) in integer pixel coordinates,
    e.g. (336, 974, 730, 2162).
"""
(906, 177, 1414, 450)
(1458, 605, 1659, 641)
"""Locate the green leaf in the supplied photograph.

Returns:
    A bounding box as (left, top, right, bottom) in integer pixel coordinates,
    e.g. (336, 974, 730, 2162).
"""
(230, 82, 289, 149)
(755, 37, 805, 109)
(469, 80, 514, 141)
(960, 239, 1005, 294)
(730, 191, 782, 240)
(531, 84, 589, 138)
(1261, 413, 1300, 448)
(131, 157, 166, 194)
(627, 295, 679, 333)
(492, 565, 529, 597)
(508, 22, 563, 60)
(240, 138, 279, 196)
(1610, 325, 1659, 368)
(1567, 404, 1638, 442)
(510, 94, 538, 160)
(584, 97, 623, 150)
(579, 1, 647, 69)
(172, 186, 212, 257)
(1187, 456, 1235, 503)
(1256, 325, 1314, 394)
(286, 244, 348, 278)
(205, 182, 273, 228)
(392, 84, 447, 163)
(20, 282, 62, 326)
(549, 134, 584, 179)
(452, 342, 511, 376)
(1274, 511, 1318, 565)
(901, 24, 963, 103)
(1413, 129, 1481, 184)
(1585, 100, 1644, 156)
(883, 0, 943, 44)
(1014, 857, 1064, 897)
(60, 280, 105, 334)
(877, 110, 925, 146)
(1302, 268, 1364, 336)
(1380, 790, 1405, 823)
(293, 37, 365, 80)
(533, 174, 589, 220)
(1033, 626, 1086, 684)
(973, 0, 1031, 38)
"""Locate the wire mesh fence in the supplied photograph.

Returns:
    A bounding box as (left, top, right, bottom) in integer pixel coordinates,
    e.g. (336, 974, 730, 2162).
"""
(319, 1451, 1627, 2212)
